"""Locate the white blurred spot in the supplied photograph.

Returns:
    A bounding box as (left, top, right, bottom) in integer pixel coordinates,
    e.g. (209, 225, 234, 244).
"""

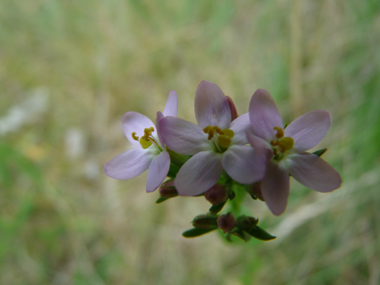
(0, 88, 49, 136)
(84, 160, 100, 180)
(64, 128, 86, 159)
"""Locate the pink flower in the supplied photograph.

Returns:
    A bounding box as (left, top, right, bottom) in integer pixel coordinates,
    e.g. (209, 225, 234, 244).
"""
(159, 81, 266, 196)
(248, 89, 342, 215)
(104, 91, 178, 192)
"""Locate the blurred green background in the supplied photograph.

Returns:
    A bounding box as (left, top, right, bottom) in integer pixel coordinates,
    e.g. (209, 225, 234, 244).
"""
(1, 0, 379, 284)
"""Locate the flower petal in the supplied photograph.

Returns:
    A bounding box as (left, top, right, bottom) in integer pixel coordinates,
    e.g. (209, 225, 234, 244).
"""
(174, 151, 223, 196)
(247, 133, 273, 162)
(104, 148, 152, 180)
(146, 150, 170, 192)
(249, 89, 283, 141)
(122, 112, 156, 146)
(261, 162, 290, 216)
(158, 116, 211, 155)
(222, 145, 266, 184)
(230, 113, 252, 145)
(163, 90, 178, 117)
(156, 111, 165, 147)
(284, 110, 331, 151)
(195, 81, 231, 129)
(284, 152, 342, 192)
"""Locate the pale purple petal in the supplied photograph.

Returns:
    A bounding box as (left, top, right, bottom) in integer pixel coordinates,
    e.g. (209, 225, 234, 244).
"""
(247, 132, 273, 162)
(158, 116, 211, 155)
(195, 81, 231, 129)
(284, 152, 342, 192)
(222, 145, 266, 184)
(226, 96, 238, 121)
(104, 148, 152, 180)
(146, 150, 170, 192)
(156, 111, 165, 146)
(249, 89, 283, 141)
(230, 113, 252, 145)
(261, 162, 290, 216)
(284, 110, 331, 151)
(163, 90, 178, 117)
(122, 112, 156, 146)
(174, 151, 223, 196)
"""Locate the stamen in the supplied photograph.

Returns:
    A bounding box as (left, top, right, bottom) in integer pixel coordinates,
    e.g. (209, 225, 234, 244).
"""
(131, 126, 162, 150)
(132, 132, 139, 141)
(273, 126, 284, 138)
(203, 125, 235, 151)
(222, 129, 234, 138)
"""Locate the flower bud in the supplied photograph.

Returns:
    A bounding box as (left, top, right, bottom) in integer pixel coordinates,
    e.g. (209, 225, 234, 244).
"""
(236, 215, 259, 231)
(250, 182, 265, 201)
(217, 212, 236, 233)
(159, 180, 178, 198)
(226, 96, 238, 121)
(192, 214, 218, 229)
(204, 184, 227, 205)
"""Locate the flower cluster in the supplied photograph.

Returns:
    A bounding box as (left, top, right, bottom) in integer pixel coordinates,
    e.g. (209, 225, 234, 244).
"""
(105, 81, 341, 242)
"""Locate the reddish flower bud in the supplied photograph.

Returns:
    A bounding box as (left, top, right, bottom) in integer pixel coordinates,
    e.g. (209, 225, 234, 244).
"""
(226, 96, 238, 121)
(250, 182, 265, 201)
(159, 180, 178, 198)
(217, 213, 236, 233)
(204, 184, 227, 205)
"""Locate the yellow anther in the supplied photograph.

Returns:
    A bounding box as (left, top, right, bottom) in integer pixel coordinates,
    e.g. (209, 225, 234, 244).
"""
(144, 127, 154, 136)
(203, 126, 211, 133)
(270, 140, 279, 146)
(273, 126, 284, 138)
(132, 132, 139, 141)
(279, 137, 294, 152)
(218, 136, 232, 148)
(222, 129, 234, 138)
(202, 125, 235, 150)
(139, 137, 152, 149)
(215, 127, 223, 135)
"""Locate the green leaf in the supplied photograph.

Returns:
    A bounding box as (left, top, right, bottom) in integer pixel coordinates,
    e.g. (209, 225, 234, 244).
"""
(209, 200, 227, 215)
(245, 226, 276, 241)
(182, 227, 217, 238)
(312, 148, 327, 157)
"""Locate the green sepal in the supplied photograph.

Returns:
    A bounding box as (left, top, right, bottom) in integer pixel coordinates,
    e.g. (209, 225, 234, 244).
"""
(166, 148, 191, 168)
(155, 196, 172, 204)
(182, 227, 217, 238)
(228, 229, 251, 242)
(167, 162, 180, 178)
(236, 215, 259, 231)
(245, 226, 276, 241)
(209, 200, 227, 215)
(312, 148, 327, 157)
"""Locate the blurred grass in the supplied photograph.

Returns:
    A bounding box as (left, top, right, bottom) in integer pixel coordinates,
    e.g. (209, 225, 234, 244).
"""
(0, 0, 379, 284)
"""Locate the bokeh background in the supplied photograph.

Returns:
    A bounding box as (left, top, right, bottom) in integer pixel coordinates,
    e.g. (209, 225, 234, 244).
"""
(1, 0, 380, 284)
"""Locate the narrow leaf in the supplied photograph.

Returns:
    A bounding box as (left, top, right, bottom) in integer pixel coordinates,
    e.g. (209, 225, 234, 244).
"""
(209, 200, 227, 215)
(312, 148, 327, 157)
(182, 227, 217, 238)
(245, 226, 276, 241)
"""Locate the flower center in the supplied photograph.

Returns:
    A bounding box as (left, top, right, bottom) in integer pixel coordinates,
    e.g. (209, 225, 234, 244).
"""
(270, 126, 294, 160)
(132, 127, 161, 150)
(203, 125, 234, 153)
